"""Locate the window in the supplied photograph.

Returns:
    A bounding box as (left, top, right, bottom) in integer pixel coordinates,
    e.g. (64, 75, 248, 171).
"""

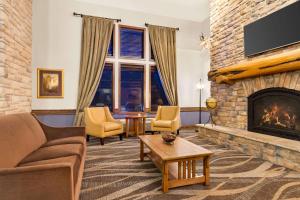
(151, 66, 169, 111)
(120, 26, 145, 59)
(120, 64, 145, 112)
(91, 24, 157, 113)
(91, 63, 114, 111)
(107, 30, 114, 57)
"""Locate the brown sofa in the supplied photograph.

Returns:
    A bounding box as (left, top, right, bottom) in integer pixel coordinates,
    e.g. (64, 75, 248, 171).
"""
(0, 113, 86, 200)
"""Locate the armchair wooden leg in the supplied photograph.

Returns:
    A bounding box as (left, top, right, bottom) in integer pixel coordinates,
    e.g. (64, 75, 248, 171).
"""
(86, 135, 90, 142)
(100, 138, 104, 145)
(177, 129, 180, 135)
(119, 134, 123, 141)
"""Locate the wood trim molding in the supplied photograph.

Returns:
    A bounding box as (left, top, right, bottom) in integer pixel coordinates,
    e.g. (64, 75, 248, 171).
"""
(32, 107, 208, 115)
(180, 107, 208, 112)
(208, 48, 300, 84)
(31, 109, 76, 115)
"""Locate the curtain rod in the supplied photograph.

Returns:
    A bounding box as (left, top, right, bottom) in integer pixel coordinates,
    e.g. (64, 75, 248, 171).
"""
(145, 23, 179, 31)
(73, 12, 121, 22)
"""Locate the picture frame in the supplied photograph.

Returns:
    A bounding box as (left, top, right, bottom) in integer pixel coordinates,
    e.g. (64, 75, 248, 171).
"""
(37, 68, 64, 98)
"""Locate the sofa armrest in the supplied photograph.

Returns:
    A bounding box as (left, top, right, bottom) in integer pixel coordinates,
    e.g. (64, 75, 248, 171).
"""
(111, 119, 123, 124)
(104, 107, 120, 124)
(172, 108, 181, 131)
(171, 117, 181, 131)
(0, 164, 74, 200)
(33, 115, 86, 141)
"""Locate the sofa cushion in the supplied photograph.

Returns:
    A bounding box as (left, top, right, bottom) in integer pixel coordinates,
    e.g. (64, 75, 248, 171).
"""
(19, 155, 81, 186)
(0, 113, 47, 168)
(104, 122, 122, 132)
(88, 107, 107, 123)
(160, 106, 178, 120)
(20, 144, 83, 164)
(43, 136, 85, 147)
(153, 120, 172, 128)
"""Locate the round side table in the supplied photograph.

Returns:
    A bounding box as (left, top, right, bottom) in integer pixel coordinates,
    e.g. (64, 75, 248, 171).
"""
(125, 115, 146, 137)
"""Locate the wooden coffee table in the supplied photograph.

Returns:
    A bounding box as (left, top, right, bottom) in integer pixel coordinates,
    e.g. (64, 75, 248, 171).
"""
(139, 135, 213, 192)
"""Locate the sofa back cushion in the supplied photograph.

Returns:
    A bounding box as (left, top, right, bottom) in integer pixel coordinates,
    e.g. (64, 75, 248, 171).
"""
(160, 106, 179, 120)
(86, 107, 107, 123)
(0, 113, 47, 168)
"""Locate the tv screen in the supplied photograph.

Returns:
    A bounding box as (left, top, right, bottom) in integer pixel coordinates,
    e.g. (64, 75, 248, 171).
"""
(244, 1, 300, 57)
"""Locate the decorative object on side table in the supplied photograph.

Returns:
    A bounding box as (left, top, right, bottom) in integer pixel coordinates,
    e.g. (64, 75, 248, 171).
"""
(161, 132, 177, 144)
(37, 68, 64, 98)
(205, 97, 217, 126)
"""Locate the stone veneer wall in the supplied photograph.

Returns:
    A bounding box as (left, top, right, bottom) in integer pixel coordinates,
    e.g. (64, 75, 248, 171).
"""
(198, 125, 300, 171)
(0, 0, 32, 115)
(210, 0, 300, 129)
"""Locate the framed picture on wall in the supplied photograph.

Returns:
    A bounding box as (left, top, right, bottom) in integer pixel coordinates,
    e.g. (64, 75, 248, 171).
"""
(37, 68, 64, 98)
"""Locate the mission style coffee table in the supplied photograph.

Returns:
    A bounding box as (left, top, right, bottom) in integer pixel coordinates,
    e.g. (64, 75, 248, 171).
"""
(139, 135, 213, 192)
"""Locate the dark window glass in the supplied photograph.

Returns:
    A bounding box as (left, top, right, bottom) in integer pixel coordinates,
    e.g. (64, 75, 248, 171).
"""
(107, 31, 114, 56)
(150, 46, 155, 60)
(149, 38, 155, 60)
(120, 65, 144, 112)
(91, 63, 113, 111)
(120, 27, 144, 58)
(151, 66, 169, 111)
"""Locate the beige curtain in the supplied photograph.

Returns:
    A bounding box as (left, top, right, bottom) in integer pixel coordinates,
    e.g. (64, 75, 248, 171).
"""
(148, 25, 178, 106)
(73, 16, 114, 126)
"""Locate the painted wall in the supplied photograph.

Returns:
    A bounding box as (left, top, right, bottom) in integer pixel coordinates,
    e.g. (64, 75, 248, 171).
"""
(37, 111, 210, 127)
(32, 0, 211, 111)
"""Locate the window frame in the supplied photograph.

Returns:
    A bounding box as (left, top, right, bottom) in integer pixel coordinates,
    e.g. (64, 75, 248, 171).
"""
(118, 63, 147, 114)
(101, 23, 158, 114)
(118, 25, 147, 60)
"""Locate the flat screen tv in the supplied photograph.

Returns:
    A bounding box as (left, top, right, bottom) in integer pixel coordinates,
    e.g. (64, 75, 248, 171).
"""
(244, 1, 300, 57)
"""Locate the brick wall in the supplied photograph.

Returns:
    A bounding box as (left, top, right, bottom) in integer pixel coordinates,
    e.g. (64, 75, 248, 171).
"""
(210, 0, 300, 129)
(0, 0, 32, 115)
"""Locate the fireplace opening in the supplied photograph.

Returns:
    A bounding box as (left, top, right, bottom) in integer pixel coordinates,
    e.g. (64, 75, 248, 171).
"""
(248, 87, 300, 141)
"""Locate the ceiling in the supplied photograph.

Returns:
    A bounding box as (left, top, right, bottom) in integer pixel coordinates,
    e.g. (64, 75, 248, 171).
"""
(76, 0, 210, 22)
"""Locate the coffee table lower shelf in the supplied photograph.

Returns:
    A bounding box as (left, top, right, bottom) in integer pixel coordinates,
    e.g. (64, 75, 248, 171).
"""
(141, 151, 210, 192)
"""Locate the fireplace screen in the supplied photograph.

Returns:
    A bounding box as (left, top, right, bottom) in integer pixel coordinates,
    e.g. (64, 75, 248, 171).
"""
(248, 88, 300, 140)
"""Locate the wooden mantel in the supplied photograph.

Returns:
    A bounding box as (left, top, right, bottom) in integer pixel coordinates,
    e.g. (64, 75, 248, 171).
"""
(208, 48, 300, 84)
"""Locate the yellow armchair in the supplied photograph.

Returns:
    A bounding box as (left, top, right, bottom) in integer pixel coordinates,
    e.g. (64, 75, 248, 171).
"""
(84, 107, 124, 145)
(151, 106, 181, 134)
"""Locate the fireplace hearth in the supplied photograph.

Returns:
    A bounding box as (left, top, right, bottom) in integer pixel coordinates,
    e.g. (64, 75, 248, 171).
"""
(248, 87, 300, 141)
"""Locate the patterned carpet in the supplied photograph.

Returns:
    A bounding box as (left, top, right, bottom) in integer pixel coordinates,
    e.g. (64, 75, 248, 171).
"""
(80, 130, 300, 200)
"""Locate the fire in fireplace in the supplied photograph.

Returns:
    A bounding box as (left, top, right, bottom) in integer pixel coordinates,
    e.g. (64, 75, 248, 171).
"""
(260, 103, 296, 130)
(248, 88, 300, 140)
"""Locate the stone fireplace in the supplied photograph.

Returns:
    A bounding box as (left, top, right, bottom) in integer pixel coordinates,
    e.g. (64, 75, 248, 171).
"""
(248, 87, 300, 140)
(199, 0, 300, 172)
(210, 0, 300, 130)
